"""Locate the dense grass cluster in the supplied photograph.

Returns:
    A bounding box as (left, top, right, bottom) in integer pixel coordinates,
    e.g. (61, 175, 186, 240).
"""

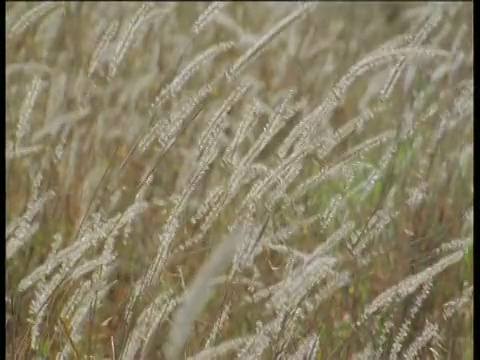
(6, 2, 473, 359)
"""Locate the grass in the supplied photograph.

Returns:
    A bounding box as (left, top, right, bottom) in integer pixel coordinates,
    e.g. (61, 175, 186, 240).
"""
(6, 2, 473, 359)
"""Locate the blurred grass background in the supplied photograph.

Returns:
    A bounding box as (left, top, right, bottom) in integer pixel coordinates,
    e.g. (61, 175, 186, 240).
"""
(6, 2, 472, 359)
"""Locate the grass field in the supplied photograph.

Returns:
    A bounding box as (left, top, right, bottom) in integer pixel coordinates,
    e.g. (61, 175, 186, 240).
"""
(6, 2, 473, 359)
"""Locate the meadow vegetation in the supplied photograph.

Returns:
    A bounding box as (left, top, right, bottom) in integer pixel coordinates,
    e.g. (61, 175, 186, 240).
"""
(6, 2, 473, 359)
